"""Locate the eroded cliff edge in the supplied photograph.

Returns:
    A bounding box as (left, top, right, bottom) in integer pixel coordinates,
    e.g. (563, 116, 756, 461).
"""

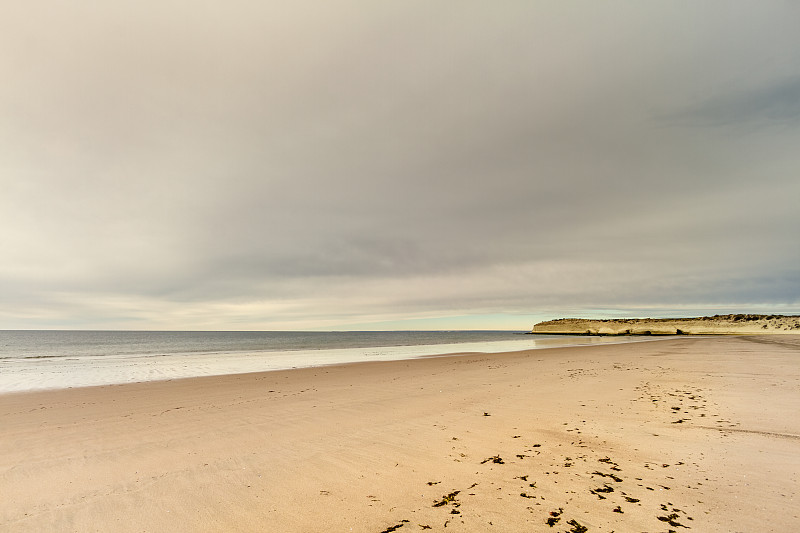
(532, 314, 800, 335)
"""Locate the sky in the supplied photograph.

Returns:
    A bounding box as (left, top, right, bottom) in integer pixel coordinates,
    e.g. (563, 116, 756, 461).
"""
(1, 2, 799, 331)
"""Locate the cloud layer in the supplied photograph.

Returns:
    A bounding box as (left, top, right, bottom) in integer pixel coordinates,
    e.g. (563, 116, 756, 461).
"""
(2, 2, 799, 329)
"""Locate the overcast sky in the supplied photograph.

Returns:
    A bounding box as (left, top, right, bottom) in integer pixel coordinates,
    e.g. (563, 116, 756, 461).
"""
(1, 2, 799, 330)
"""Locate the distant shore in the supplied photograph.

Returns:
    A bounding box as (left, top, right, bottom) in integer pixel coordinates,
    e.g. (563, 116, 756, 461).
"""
(2, 336, 799, 531)
(532, 314, 800, 336)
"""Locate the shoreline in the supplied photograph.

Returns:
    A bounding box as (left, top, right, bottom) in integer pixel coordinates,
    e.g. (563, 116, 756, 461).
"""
(2, 336, 799, 531)
(0, 334, 658, 395)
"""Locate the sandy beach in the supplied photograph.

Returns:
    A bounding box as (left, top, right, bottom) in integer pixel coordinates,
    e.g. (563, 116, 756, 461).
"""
(1, 336, 799, 532)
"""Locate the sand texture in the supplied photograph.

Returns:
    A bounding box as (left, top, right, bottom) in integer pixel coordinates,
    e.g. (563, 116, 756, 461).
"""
(2, 336, 799, 532)
(532, 314, 800, 335)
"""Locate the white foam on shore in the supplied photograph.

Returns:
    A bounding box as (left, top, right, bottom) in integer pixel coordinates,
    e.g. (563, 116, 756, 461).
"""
(0, 335, 660, 393)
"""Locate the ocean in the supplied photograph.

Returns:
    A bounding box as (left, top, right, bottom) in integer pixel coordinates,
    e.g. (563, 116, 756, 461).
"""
(0, 330, 643, 393)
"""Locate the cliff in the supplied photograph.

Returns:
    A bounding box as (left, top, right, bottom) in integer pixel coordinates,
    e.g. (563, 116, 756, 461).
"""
(531, 314, 800, 335)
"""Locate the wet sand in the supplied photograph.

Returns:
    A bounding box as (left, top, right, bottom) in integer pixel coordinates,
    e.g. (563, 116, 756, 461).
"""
(1, 336, 799, 532)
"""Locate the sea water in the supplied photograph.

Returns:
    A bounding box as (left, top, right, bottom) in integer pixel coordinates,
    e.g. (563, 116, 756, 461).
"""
(0, 330, 647, 393)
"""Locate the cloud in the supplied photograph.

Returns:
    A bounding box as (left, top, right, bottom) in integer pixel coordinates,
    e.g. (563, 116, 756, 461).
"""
(1, 2, 799, 329)
(662, 76, 800, 128)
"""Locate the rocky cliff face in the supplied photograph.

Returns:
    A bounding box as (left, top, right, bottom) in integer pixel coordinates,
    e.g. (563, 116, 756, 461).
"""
(532, 314, 800, 335)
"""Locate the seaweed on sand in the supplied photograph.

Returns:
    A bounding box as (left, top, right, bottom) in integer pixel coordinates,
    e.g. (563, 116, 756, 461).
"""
(546, 508, 563, 526)
(432, 491, 460, 507)
(566, 519, 588, 532)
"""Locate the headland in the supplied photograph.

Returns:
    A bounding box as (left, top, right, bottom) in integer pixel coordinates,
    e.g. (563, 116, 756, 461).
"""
(532, 314, 800, 335)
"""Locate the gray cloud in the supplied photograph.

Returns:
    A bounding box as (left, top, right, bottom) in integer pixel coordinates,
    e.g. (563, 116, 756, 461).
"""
(663, 76, 800, 128)
(1, 2, 799, 329)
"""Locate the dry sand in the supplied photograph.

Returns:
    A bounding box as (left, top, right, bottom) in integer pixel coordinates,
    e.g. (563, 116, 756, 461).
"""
(1, 336, 799, 532)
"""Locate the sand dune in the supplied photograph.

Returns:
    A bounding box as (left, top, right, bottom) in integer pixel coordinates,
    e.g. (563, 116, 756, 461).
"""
(532, 314, 800, 335)
(1, 336, 799, 531)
